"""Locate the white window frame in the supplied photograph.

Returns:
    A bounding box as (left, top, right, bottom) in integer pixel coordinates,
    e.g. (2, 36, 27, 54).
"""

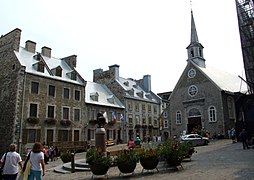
(208, 106, 217, 122)
(176, 111, 182, 124)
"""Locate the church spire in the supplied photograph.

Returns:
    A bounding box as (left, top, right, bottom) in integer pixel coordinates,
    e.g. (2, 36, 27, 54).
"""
(187, 10, 206, 68)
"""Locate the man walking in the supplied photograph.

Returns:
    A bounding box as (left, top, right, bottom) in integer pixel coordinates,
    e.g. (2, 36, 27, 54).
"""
(239, 129, 250, 150)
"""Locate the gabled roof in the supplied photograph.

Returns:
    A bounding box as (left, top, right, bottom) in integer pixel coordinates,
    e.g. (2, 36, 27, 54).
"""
(85, 81, 124, 108)
(192, 61, 248, 93)
(14, 47, 85, 85)
(117, 77, 160, 102)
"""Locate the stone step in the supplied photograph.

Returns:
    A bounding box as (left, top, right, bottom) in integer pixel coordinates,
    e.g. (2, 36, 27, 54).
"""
(54, 159, 90, 173)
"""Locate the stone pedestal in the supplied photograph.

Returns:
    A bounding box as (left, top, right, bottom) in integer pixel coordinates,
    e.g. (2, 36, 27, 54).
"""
(95, 127, 106, 152)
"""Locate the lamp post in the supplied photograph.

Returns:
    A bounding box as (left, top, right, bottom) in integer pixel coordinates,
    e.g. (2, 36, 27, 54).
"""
(95, 112, 106, 152)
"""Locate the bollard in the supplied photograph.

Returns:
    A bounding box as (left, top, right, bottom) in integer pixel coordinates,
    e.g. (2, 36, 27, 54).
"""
(71, 153, 75, 173)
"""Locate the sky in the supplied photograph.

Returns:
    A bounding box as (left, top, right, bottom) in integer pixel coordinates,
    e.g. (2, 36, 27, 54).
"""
(0, 0, 245, 94)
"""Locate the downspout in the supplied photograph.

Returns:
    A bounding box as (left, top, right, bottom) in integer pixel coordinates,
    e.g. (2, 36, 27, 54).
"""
(18, 67, 26, 154)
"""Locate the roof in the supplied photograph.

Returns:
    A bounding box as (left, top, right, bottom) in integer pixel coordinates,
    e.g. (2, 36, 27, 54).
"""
(192, 61, 248, 93)
(117, 77, 160, 102)
(85, 81, 125, 108)
(14, 47, 85, 85)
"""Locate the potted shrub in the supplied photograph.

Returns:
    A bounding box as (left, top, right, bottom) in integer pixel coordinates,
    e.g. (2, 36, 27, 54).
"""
(27, 117, 39, 124)
(44, 118, 57, 125)
(86, 147, 113, 176)
(139, 146, 159, 172)
(60, 150, 73, 163)
(114, 149, 139, 175)
(158, 138, 186, 168)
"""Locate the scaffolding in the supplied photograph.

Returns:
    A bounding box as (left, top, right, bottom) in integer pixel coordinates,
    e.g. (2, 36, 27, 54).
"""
(236, 0, 254, 94)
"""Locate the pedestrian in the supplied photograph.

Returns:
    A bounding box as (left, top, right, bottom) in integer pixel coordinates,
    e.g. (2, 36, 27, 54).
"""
(0, 143, 22, 180)
(239, 129, 250, 150)
(227, 128, 231, 139)
(27, 142, 45, 180)
(231, 128, 236, 143)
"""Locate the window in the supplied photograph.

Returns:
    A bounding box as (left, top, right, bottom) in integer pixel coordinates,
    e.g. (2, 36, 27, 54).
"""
(108, 130, 113, 140)
(148, 104, 151, 113)
(74, 90, 81, 101)
(176, 111, 182, 124)
(135, 115, 140, 124)
(55, 67, 62, 77)
(142, 116, 146, 125)
(154, 119, 158, 127)
(31, 82, 39, 94)
(58, 130, 69, 142)
(188, 85, 198, 97)
(30, 103, 38, 117)
(153, 105, 157, 114)
(47, 105, 55, 118)
(128, 102, 132, 111)
(148, 116, 152, 125)
(71, 72, 77, 80)
(142, 104, 146, 112)
(135, 103, 139, 112)
(164, 120, 168, 128)
(28, 129, 36, 143)
(37, 62, 44, 72)
(188, 68, 196, 78)
(90, 129, 95, 140)
(208, 106, 217, 122)
(48, 85, 55, 97)
(63, 107, 70, 120)
(74, 108, 80, 121)
(128, 115, 133, 125)
(64, 88, 70, 99)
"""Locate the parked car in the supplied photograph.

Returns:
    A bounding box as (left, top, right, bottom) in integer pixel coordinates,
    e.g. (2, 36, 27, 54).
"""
(180, 134, 209, 146)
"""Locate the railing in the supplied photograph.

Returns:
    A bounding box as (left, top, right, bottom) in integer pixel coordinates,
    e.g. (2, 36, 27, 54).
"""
(48, 141, 89, 152)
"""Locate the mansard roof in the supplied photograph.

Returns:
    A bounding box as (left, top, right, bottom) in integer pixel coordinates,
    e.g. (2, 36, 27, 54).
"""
(14, 47, 85, 85)
(85, 81, 125, 108)
(117, 77, 161, 102)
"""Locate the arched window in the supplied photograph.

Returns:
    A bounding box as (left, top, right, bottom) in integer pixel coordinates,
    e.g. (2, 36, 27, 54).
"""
(176, 111, 182, 124)
(208, 106, 216, 122)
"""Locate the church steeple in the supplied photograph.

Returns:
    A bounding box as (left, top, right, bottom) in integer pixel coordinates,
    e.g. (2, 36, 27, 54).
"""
(187, 10, 206, 68)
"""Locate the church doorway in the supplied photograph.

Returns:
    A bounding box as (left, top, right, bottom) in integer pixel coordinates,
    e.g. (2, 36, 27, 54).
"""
(187, 117, 201, 134)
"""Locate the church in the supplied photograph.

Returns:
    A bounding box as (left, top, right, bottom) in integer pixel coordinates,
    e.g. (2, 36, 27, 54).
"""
(169, 11, 247, 138)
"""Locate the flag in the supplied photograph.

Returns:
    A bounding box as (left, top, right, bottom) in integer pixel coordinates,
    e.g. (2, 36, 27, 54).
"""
(103, 112, 108, 123)
(112, 112, 116, 123)
(120, 114, 124, 122)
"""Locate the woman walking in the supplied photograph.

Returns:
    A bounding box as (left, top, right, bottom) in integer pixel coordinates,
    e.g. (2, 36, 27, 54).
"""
(0, 143, 22, 180)
(26, 142, 45, 180)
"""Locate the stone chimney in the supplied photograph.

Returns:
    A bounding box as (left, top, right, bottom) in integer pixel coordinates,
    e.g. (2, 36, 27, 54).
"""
(143, 75, 151, 92)
(0, 28, 21, 52)
(61, 55, 77, 69)
(25, 40, 36, 53)
(41, 46, 51, 58)
(109, 64, 119, 80)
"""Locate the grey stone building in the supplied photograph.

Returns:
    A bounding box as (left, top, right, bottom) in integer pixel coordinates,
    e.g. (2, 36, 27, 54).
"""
(169, 11, 247, 138)
(93, 65, 161, 143)
(0, 28, 87, 155)
(85, 81, 125, 146)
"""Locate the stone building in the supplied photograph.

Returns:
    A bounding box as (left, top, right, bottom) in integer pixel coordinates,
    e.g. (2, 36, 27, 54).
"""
(85, 81, 125, 146)
(93, 64, 161, 143)
(169, 11, 248, 138)
(0, 28, 86, 155)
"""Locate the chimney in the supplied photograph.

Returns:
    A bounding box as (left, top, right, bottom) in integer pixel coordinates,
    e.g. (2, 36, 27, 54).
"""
(0, 28, 21, 52)
(143, 75, 151, 92)
(61, 55, 77, 68)
(109, 64, 120, 80)
(25, 40, 36, 53)
(41, 46, 51, 58)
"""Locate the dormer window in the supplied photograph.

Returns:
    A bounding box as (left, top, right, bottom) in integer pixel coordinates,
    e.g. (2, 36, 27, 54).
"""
(107, 95, 115, 104)
(33, 61, 44, 73)
(136, 91, 144, 98)
(145, 93, 152, 100)
(67, 71, 77, 81)
(124, 81, 129, 86)
(128, 88, 134, 96)
(55, 66, 62, 77)
(90, 92, 99, 101)
(33, 53, 41, 61)
(133, 84, 138, 88)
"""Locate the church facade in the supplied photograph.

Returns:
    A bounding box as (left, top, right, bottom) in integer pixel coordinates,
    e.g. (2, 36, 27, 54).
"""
(169, 11, 247, 138)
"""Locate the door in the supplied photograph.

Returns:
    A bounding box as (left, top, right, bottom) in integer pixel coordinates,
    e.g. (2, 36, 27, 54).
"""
(47, 129, 54, 145)
(187, 117, 201, 134)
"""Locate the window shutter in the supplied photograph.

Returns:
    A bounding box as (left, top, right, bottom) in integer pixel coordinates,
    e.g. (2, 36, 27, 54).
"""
(88, 129, 91, 140)
(22, 129, 28, 144)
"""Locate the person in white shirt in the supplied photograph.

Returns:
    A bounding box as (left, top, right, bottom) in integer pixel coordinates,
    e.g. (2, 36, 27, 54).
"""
(0, 143, 22, 180)
(26, 142, 45, 180)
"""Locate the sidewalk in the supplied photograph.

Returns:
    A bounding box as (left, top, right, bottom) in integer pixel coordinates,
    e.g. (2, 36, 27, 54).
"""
(42, 139, 254, 180)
